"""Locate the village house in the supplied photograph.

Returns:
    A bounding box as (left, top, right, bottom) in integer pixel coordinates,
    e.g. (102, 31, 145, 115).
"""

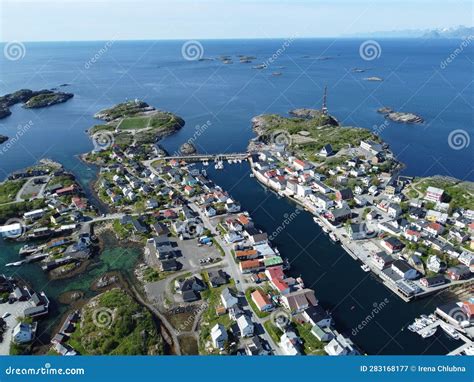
(424, 186, 444, 203)
(211, 324, 228, 349)
(391, 260, 418, 280)
(220, 287, 238, 309)
(380, 237, 404, 254)
(280, 330, 302, 355)
(372, 252, 394, 270)
(237, 315, 254, 337)
(281, 289, 318, 314)
(251, 289, 273, 312)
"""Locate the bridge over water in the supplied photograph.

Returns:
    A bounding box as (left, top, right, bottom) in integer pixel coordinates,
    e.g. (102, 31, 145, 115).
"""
(158, 152, 250, 162)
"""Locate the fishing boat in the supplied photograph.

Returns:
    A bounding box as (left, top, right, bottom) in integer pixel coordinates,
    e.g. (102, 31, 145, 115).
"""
(421, 327, 437, 338)
(19, 244, 41, 256)
(361, 264, 370, 272)
(329, 232, 339, 243)
(440, 323, 460, 340)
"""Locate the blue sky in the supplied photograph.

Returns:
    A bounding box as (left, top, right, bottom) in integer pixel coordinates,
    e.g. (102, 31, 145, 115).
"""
(0, 0, 472, 41)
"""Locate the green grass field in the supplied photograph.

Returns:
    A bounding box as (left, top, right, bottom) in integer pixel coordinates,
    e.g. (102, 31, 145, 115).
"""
(118, 116, 151, 130)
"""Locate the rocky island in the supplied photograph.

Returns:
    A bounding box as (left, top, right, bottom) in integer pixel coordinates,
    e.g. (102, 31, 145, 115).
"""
(0, 89, 74, 118)
(179, 142, 197, 155)
(364, 76, 383, 82)
(0, 135, 8, 145)
(84, 100, 185, 165)
(23, 91, 73, 109)
(378, 107, 424, 124)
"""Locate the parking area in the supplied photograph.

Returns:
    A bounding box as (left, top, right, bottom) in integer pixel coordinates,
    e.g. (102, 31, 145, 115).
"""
(19, 176, 48, 200)
(0, 299, 36, 354)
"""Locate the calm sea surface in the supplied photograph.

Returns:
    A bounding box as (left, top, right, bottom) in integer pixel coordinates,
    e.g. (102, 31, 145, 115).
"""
(0, 39, 472, 354)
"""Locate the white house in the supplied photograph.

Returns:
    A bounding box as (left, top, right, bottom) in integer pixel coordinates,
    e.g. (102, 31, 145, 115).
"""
(296, 184, 312, 198)
(391, 260, 418, 280)
(220, 287, 238, 309)
(280, 330, 302, 355)
(237, 315, 254, 337)
(324, 333, 358, 355)
(12, 322, 35, 344)
(210, 324, 228, 349)
(427, 255, 444, 273)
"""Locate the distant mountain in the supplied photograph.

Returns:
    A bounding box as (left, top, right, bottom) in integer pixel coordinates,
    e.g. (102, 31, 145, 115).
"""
(346, 25, 474, 39)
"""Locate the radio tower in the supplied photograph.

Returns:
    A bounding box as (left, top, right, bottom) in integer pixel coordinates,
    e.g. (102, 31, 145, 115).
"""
(321, 85, 328, 115)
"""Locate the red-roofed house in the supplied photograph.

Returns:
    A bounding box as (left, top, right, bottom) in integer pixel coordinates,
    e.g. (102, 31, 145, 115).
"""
(424, 222, 445, 237)
(265, 266, 285, 281)
(251, 290, 273, 312)
(239, 259, 264, 274)
(293, 159, 310, 171)
(72, 196, 87, 211)
(235, 249, 258, 261)
(56, 185, 76, 196)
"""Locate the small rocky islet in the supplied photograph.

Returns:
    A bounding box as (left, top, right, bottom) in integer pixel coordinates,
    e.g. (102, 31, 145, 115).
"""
(378, 107, 424, 124)
(0, 88, 74, 119)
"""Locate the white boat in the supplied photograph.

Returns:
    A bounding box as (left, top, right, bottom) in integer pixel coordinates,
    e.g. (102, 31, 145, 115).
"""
(249, 173, 255, 178)
(203, 161, 209, 166)
(440, 323, 460, 340)
(215, 161, 224, 170)
(322, 227, 329, 234)
(421, 327, 437, 338)
(313, 217, 320, 225)
(361, 264, 370, 272)
(329, 232, 339, 243)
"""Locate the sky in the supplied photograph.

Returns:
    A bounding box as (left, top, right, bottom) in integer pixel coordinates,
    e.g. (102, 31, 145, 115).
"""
(0, 0, 472, 42)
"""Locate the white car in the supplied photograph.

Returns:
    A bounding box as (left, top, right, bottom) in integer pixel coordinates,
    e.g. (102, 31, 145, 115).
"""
(2, 312, 11, 319)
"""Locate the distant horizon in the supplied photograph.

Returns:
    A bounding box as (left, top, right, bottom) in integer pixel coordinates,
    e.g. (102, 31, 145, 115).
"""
(1, 33, 473, 44)
(1, 0, 472, 42)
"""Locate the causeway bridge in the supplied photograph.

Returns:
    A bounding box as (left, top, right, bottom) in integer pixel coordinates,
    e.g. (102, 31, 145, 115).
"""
(158, 152, 250, 162)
